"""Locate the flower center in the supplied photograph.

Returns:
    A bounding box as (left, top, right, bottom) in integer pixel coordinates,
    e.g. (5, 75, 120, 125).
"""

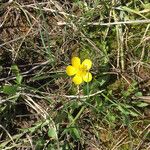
(76, 65, 87, 76)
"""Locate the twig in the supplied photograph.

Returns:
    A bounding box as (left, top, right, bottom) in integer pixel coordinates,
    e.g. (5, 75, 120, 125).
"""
(132, 96, 150, 104)
(0, 94, 19, 104)
(57, 19, 150, 26)
(22, 5, 78, 18)
(0, 7, 12, 28)
(64, 90, 104, 99)
(0, 70, 64, 82)
(21, 90, 104, 101)
(135, 124, 150, 150)
(0, 30, 39, 48)
(0, 124, 15, 145)
(0, 60, 63, 82)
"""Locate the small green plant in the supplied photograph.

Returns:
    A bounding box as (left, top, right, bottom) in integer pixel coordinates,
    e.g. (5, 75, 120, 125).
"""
(2, 65, 22, 97)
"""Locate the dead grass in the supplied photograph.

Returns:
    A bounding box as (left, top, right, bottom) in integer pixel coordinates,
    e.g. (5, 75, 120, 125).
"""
(0, 0, 150, 150)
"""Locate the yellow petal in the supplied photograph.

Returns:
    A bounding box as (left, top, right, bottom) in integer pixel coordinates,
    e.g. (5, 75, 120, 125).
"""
(82, 59, 92, 70)
(71, 57, 81, 68)
(72, 75, 83, 85)
(83, 72, 92, 82)
(66, 66, 77, 76)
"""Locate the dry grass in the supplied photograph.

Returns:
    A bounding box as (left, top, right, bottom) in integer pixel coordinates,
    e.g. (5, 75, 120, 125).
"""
(0, 0, 150, 150)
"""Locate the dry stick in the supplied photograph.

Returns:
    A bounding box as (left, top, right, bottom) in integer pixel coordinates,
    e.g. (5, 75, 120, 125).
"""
(0, 36, 24, 47)
(22, 3, 78, 18)
(103, 7, 112, 40)
(23, 94, 48, 118)
(26, 134, 34, 150)
(132, 96, 150, 104)
(0, 30, 39, 48)
(134, 24, 150, 50)
(0, 124, 15, 145)
(69, 21, 102, 54)
(137, 24, 150, 72)
(0, 93, 20, 104)
(113, 3, 125, 71)
(22, 3, 150, 26)
(0, 7, 12, 28)
(64, 90, 104, 99)
(120, 29, 125, 71)
(111, 136, 127, 150)
(20, 90, 104, 102)
(13, 20, 37, 62)
(23, 2, 50, 6)
(27, 90, 104, 99)
(112, 8, 120, 69)
(135, 124, 150, 150)
(86, 19, 150, 26)
(23, 1, 150, 26)
(0, 70, 64, 82)
(12, 1, 43, 62)
(7, 0, 14, 3)
(0, 60, 52, 82)
(22, 94, 59, 149)
(57, 19, 150, 26)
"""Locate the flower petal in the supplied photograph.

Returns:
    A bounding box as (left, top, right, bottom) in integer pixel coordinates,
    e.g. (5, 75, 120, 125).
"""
(71, 57, 81, 68)
(83, 72, 92, 82)
(82, 59, 92, 70)
(66, 65, 77, 76)
(72, 75, 83, 85)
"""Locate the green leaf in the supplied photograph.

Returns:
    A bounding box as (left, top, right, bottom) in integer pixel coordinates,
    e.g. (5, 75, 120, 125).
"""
(129, 110, 139, 117)
(48, 128, 57, 139)
(24, 122, 42, 133)
(11, 65, 20, 75)
(35, 138, 45, 150)
(16, 74, 23, 85)
(107, 113, 116, 122)
(137, 102, 149, 107)
(118, 105, 129, 115)
(135, 92, 143, 97)
(3, 85, 18, 95)
(70, 127, 80, 140)
(0, 66, 2, 72)
(121, 6, 147, 19)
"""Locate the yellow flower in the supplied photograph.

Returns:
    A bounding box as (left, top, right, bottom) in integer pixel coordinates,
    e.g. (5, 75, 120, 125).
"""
(66, 57, 92, 85)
